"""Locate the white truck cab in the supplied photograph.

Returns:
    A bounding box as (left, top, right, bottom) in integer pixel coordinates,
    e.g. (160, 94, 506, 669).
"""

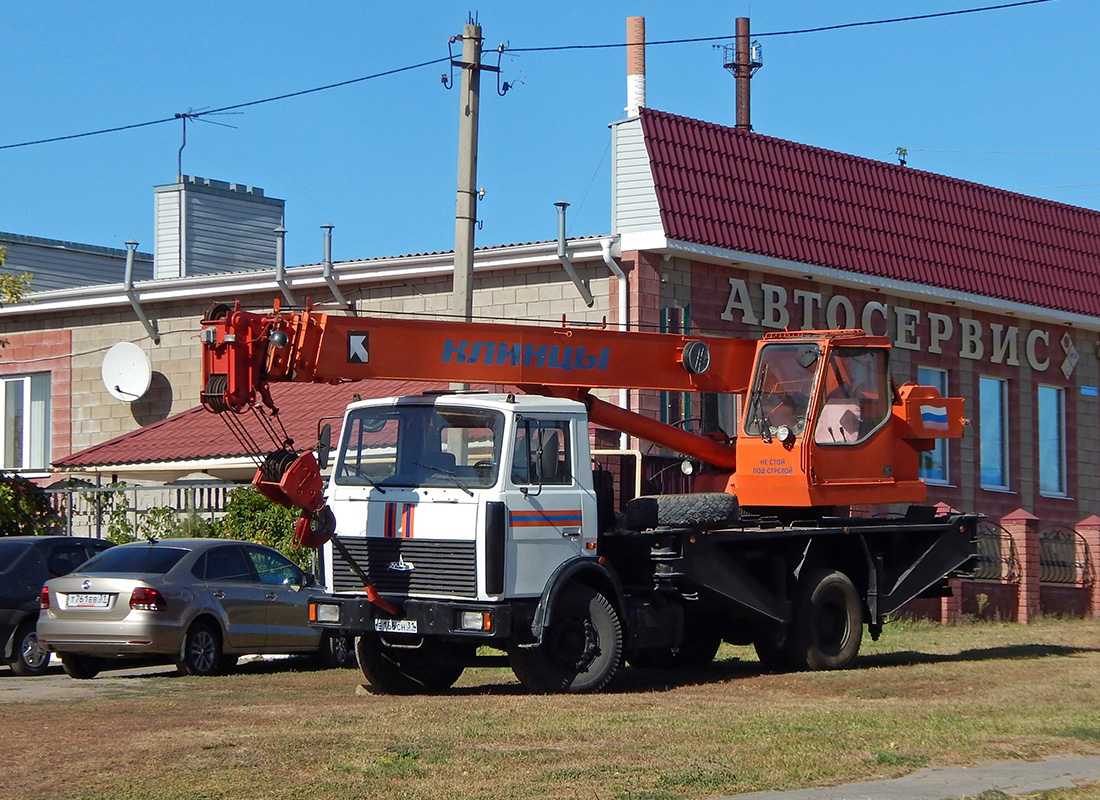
(323, 392, 600, 604)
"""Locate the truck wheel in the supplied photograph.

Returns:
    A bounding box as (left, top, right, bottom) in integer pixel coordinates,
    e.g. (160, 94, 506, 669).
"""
(623, 492, 737, 530)
(786, 569, 863, 671)
(355, 634, 466, 694)
(629, 613, 722, 669)
(61, 654, 101, 680)
(508, 585, 622, 693)
(10, 621, 50, 676)
(752, 634, 791, 672)
(630, 632, 721, 670)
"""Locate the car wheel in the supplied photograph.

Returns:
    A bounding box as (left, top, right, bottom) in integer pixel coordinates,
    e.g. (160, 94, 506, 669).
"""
(61, 654, 101, 680)
(176, 621, 225, 677)
(9, 621, 50, 676)
(316, 631, 357, 669)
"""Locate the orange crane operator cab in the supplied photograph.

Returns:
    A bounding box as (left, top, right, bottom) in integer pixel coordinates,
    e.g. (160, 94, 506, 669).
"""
(732, 331, 962, 512)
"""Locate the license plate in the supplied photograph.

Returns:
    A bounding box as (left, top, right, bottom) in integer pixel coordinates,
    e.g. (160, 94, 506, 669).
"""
(67, 593, 109, 608)
(374, 617, 417, 634)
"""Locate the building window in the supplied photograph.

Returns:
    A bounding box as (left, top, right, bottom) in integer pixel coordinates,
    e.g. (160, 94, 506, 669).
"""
(660, 306, 691, 429)
(979, 376, 1008, 489)
(1037, 385, 1066, 497)
(1, 373, 51, 470)
(917, 367, 949, 484)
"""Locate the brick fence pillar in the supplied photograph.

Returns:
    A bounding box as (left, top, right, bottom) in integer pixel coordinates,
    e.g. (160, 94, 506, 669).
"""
(940, 577, 963, 625)
(1077, 515, 1100, 619)
(932, 503, 963, 624)
(1002, 508, 1040, 623)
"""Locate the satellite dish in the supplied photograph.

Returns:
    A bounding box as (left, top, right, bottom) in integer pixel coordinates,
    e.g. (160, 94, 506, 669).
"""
(102, 342, 152, 402)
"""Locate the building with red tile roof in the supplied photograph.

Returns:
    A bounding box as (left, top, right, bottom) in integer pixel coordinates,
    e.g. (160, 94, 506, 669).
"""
(3, 106, 1099, 548)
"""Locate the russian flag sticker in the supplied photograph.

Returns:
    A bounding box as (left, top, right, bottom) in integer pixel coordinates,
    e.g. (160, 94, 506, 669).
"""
(920, 405, 949, 432)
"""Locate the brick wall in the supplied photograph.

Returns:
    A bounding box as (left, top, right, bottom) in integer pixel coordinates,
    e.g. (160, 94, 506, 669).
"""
(4, 260, 615, 469)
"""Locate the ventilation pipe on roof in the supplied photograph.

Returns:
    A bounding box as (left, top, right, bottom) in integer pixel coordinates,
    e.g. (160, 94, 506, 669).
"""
(321, 223, 355, 313)
(626, 16, 646, 117)
(273, 225, 296, 307)
(123, 239, 160, 345)
(554, 201, 594, 307)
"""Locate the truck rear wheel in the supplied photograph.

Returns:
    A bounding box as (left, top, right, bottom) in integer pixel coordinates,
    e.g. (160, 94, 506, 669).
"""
(629, 612, 722, 670)
(786, 569, 863, 671)
(508, 585, 622, 693)
(355, 634, 467, 694)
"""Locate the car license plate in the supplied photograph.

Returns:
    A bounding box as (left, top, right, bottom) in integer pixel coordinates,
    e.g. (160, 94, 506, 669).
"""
(67, 593, 109, 608)
(374, 617, 417, 634)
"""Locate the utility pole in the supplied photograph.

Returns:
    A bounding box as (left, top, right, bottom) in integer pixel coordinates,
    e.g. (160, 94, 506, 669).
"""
(452, 21, 482, 323)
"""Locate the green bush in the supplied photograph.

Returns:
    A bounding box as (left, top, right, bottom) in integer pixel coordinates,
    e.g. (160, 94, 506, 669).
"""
(216, 487, 310, 569)
(0, 473, 60, 535)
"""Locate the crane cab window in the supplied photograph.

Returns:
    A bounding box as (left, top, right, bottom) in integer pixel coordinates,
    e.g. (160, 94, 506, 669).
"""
(814, 348, 890, 445)
(743, 343, 820, 438)
(511, 420, 571, 486)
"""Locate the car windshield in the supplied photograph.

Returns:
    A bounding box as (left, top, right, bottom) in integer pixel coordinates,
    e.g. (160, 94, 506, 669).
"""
(0, 540, 32, 571)
(335, 403, 504, 489)
(79, 546, 189, 575)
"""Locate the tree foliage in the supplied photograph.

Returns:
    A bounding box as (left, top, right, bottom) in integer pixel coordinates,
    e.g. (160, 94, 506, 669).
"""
(0, 472, 61, 535)
(1, 246, 34, 350)
(216, 486, 309, 568)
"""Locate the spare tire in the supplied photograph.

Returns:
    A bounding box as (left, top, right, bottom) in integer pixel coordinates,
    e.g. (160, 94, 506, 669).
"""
(624, 492, 737, 530)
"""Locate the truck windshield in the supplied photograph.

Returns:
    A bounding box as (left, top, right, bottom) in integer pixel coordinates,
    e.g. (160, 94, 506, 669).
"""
(743, 343, 820, 438)
(335, 404, 505, 490)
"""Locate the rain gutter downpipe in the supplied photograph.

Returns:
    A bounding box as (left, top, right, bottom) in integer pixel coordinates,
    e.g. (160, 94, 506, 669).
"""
(274, 225, 296, 307)
(123, 239, 160, 345)
(321, 222, 355, 314)
(554, 201, 594, 308)
(601, 237, 629, 449)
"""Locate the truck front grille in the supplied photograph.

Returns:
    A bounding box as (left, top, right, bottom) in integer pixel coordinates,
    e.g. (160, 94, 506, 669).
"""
(331, 536, 477, 598)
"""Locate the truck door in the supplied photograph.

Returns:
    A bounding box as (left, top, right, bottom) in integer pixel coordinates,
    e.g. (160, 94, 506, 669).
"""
(809, 346, 896, 488)
(500, 417, 590, 597)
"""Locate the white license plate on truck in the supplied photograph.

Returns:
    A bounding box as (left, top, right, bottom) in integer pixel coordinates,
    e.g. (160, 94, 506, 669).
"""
(374, 618, 417, 634)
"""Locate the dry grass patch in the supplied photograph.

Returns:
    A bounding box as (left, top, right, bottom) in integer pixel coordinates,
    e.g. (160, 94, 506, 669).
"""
(3, 618, 1098, 800)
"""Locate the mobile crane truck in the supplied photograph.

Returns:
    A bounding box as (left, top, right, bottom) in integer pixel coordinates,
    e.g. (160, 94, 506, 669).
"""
(200, 301, 977, 693)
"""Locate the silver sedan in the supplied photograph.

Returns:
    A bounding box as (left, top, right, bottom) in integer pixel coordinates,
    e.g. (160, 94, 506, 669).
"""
(38, 538, 353, 679)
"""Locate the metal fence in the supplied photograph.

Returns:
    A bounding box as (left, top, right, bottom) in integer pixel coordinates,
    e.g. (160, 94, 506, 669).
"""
(1039, 526, 1094, 586)
(972, 521, 1020, 582)
(43, 482, 235, 539)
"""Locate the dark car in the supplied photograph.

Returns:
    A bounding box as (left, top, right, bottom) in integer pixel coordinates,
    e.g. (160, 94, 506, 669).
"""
(1, 535, 114, 676)
(39, 538, 355, 679)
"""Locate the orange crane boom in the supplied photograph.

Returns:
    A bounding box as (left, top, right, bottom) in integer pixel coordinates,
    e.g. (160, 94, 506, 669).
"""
(200, 302, 756, 468)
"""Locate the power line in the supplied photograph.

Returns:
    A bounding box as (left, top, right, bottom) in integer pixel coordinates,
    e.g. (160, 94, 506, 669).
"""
(0, 55, 451, 152)
(0, 1, 1054, 152)
(503, 0, 1053, 53)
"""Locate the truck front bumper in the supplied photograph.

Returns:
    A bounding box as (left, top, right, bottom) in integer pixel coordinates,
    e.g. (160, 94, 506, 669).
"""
(310, 596, 518, 642)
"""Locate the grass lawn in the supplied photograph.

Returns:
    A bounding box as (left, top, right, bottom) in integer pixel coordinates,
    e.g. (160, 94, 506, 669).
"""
(5, 617, 1099, 800)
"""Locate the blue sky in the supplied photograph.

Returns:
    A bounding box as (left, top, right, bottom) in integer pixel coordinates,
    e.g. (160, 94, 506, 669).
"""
(1, 1, 1095, 269)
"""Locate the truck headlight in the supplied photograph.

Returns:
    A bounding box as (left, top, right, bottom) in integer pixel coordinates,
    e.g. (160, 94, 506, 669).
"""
(459, 611, 492, 632)
(311, 602, 341, 623)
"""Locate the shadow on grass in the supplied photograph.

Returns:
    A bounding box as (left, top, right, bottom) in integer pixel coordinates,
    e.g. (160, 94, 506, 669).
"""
(452, 642, 1100, 696)
(76, 642, 1100, 695)
(858, 642, 1100, 669)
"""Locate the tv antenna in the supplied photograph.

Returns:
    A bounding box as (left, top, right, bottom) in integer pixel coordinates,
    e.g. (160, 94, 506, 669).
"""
(175, 107, 242, 180)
